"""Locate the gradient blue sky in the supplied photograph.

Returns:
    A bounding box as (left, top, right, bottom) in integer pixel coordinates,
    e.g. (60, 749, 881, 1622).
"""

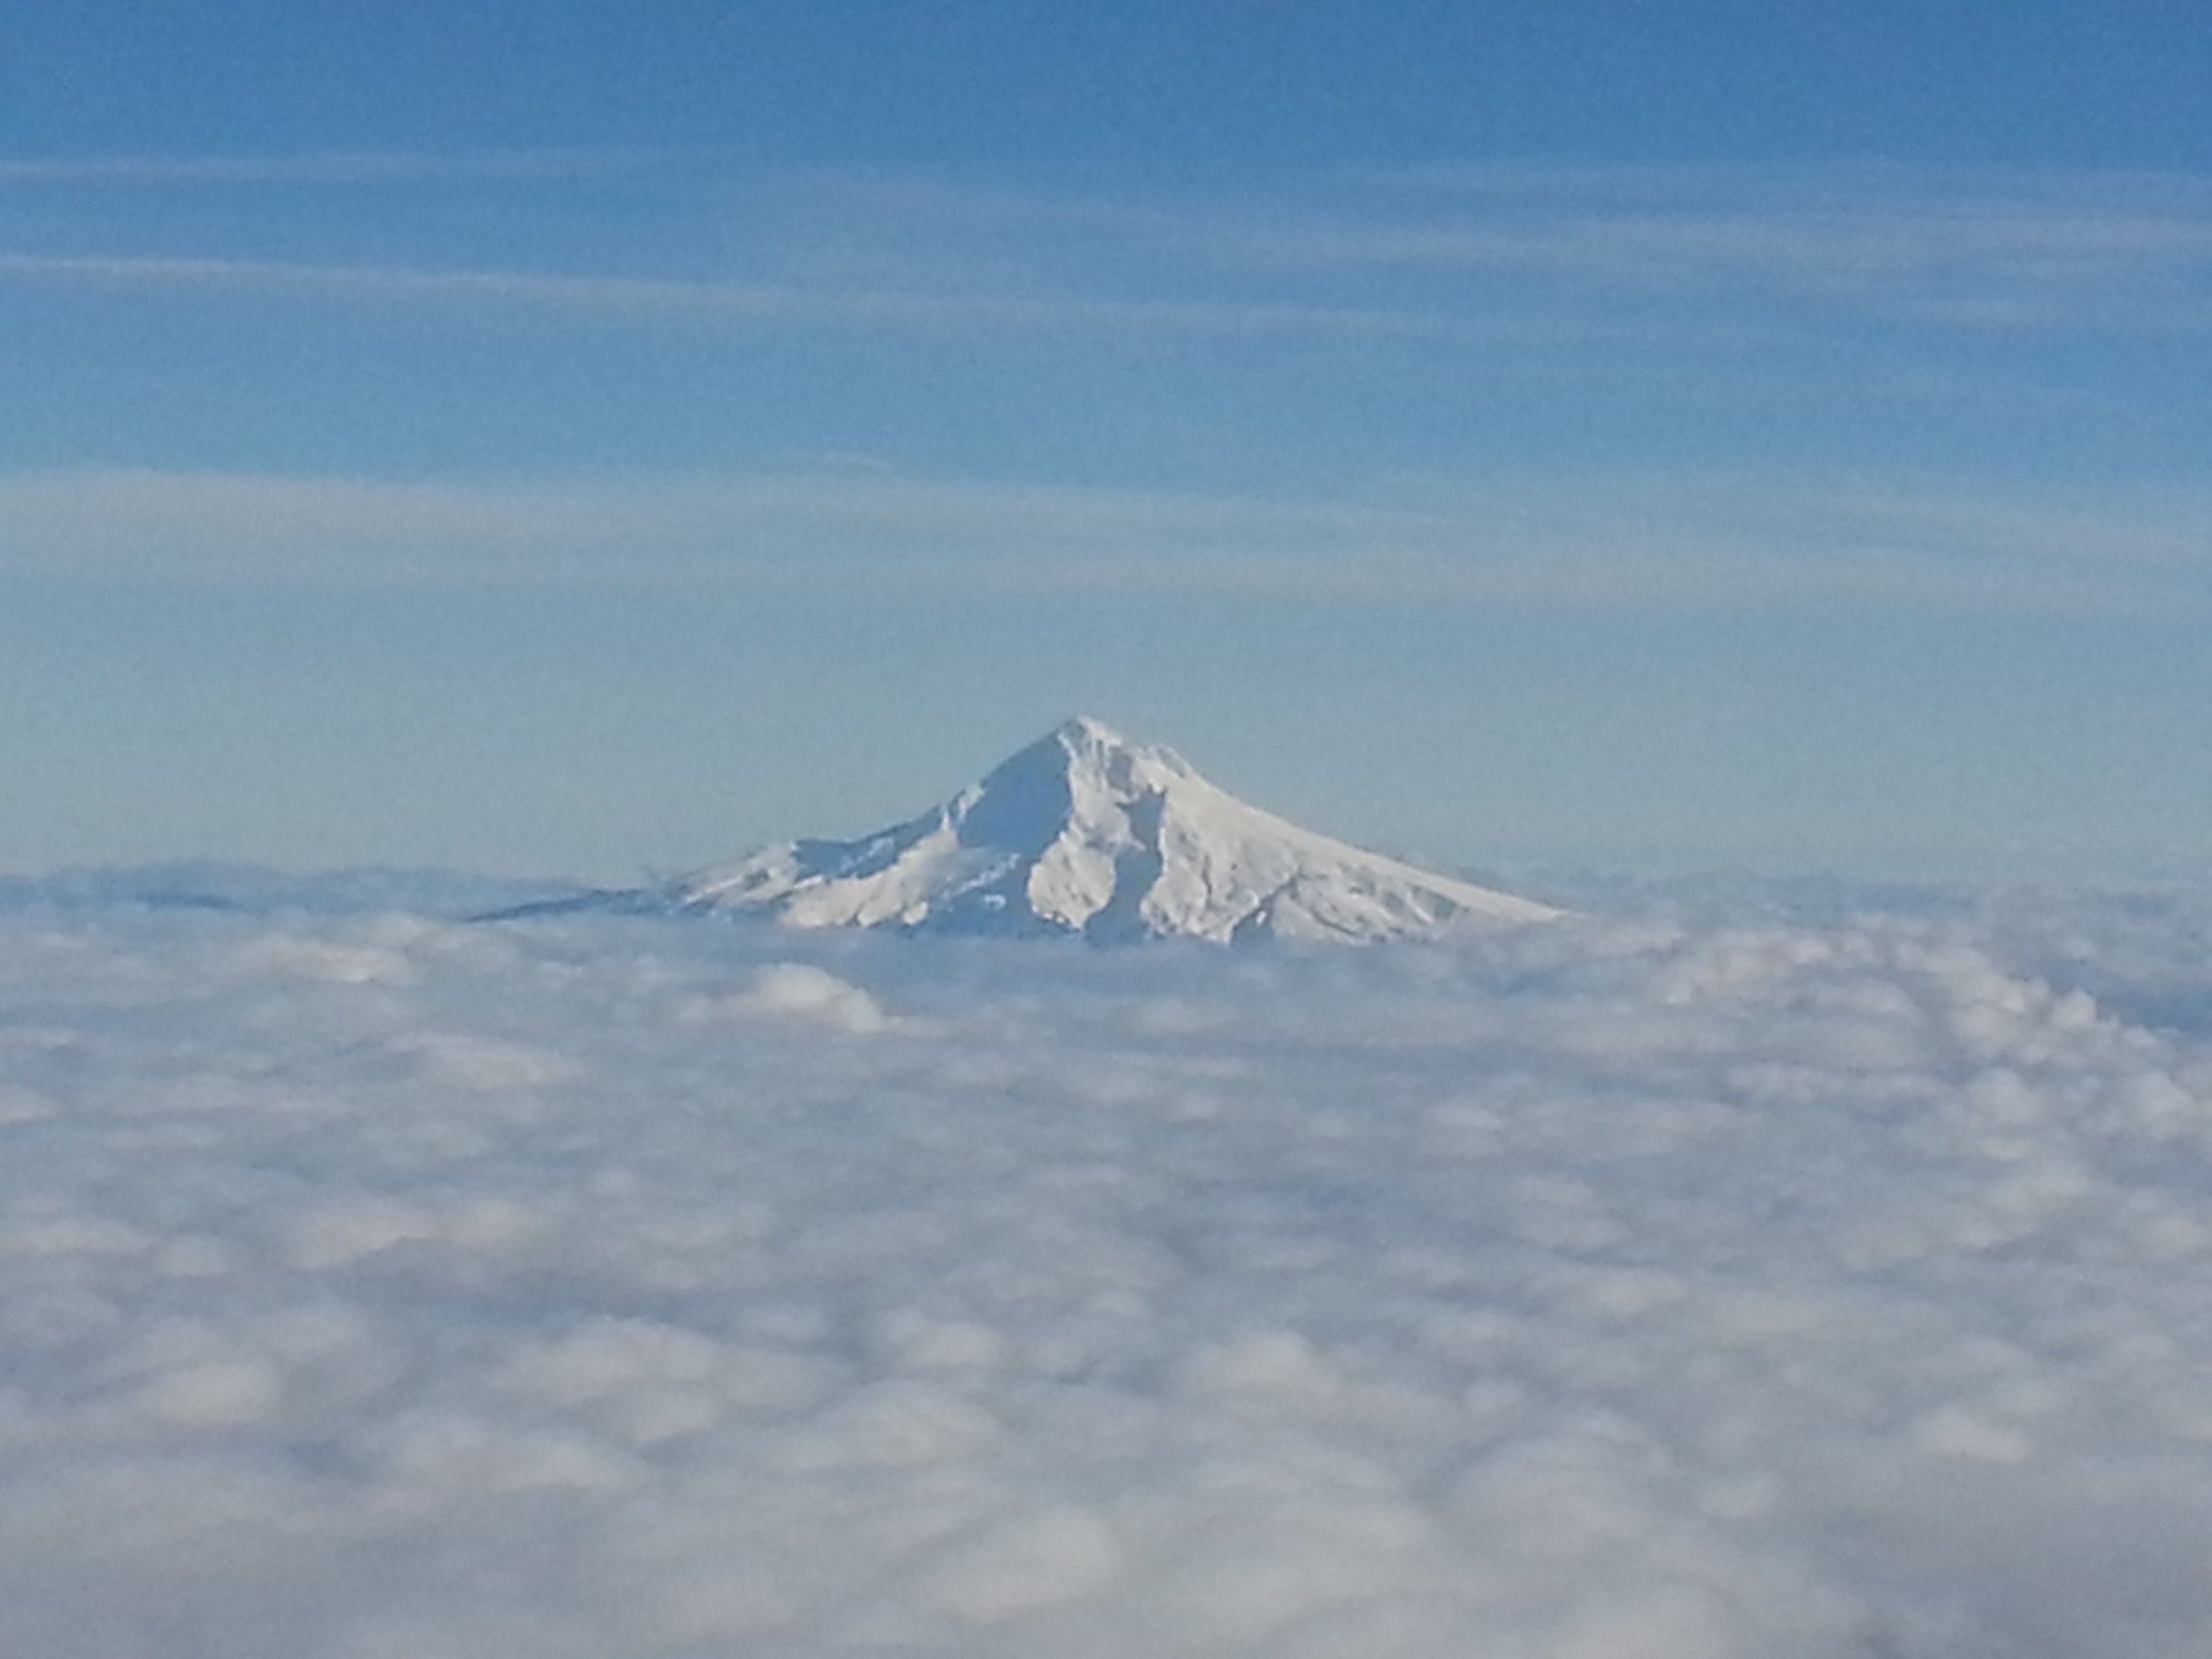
(3, 1, 2208, 881)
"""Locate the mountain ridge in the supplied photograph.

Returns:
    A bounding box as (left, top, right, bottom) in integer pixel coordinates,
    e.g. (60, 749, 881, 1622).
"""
(489, 718, 1559, 943)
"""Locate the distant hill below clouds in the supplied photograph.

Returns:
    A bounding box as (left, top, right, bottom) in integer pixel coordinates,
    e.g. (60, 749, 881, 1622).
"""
(488, 718, 1559, 945)
(0, 863, 590, 919)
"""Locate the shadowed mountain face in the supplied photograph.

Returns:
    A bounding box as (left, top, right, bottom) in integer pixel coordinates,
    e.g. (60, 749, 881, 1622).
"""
(656, 718, 1558, 944)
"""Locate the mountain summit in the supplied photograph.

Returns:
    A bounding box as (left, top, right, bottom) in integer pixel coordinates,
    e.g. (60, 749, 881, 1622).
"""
(617, 718, 1556, 944)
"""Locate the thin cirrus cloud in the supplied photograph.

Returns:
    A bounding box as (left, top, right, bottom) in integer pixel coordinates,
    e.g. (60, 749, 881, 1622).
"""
(4, 157, 2208, 335)
(745, 162, 2212, 334)
(0, 251, 1479, 343)
(1248, 214, 2212, 329)
(3, 465, 2205, 616)
(0, 148, 660, 185)
(1195, 172, 2212, 332)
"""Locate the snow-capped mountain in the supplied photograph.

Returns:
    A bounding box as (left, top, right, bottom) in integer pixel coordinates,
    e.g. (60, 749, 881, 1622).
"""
(527, 718, 1555, 943)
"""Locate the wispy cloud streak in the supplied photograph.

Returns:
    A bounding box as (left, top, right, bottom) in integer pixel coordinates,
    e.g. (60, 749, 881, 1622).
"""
(742, 163, 2212, 334)
(0, 149, 658, 185)
(5, 466, 2205, 616)
(0, 251, 1476, 342)
(8, 159, 2207, 335)
(1197, 168, 2212, 332)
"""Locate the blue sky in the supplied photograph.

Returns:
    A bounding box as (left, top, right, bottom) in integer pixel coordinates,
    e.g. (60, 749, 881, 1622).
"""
(3, 2, 2208, 880)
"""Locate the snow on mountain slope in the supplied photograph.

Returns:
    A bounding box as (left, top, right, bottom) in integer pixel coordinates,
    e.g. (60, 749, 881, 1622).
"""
(657, 718, 1557, 943)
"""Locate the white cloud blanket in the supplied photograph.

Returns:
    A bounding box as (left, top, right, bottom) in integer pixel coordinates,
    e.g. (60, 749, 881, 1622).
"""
(3, 884, 2209, 1656)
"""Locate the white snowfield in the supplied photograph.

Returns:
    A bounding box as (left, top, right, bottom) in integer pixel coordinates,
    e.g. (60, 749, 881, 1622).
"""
(664, 718, 1559, 942)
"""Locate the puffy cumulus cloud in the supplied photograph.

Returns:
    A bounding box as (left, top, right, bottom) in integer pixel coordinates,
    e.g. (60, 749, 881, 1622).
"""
(683, 962, 907, 1035)
(1, 886, 2211, 1656)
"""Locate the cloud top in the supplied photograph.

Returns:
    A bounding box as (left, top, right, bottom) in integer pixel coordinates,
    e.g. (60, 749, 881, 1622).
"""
(3, 878, 2210, 1653)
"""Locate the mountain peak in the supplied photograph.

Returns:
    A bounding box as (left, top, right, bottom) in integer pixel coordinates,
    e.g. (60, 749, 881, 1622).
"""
(1020, 716, 1193, 781)
(651, 720, 1559, 944)
(972, 718, 1194, 839)
(1052, 714, 1126, 747)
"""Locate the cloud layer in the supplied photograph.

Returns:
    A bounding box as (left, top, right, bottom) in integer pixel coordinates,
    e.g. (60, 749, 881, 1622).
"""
(7, 466, 2205, 617)
(6, 159, 2205, 619)
(3, 879, 2211, 1655)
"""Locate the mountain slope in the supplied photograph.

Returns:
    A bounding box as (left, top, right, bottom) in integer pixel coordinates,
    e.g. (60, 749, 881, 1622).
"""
(642, 718, 1556, 943)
